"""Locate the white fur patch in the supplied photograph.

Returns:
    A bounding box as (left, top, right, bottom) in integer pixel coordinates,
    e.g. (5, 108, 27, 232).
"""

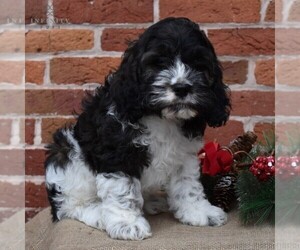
(96, 172, 152, 240)
(45, 130, 99, 222)
(45, 130, 151, 240)
(138, 116, 227, 227)
(161, 107, 197, 120)
(139, 116, 202, 191)
(167, 157, 227, 227)
(153, 58, 192, 87)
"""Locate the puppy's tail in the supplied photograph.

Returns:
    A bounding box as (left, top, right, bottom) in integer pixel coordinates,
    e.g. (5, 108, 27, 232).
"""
(44, 127, 77, 222)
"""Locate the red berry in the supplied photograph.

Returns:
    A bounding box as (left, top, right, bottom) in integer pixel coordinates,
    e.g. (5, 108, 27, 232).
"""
(258, 163, 265, 170)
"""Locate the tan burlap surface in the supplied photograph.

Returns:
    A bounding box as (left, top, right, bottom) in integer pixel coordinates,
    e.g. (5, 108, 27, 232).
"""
(25, 207, 278, 250)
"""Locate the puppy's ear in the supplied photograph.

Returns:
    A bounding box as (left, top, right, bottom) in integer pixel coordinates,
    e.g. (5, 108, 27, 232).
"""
(107, 40, 146, 123)
(206, 63, 231, 128)
(181, 116, 207, 139)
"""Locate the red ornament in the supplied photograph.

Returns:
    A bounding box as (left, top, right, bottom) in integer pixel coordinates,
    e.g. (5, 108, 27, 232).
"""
(250, 156, 275, 181)
(277, 156, 300, 178)
(198, 142, 233, 176)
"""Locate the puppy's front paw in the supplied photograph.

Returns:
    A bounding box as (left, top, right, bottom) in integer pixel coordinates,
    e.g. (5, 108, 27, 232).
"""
(107, 216, 152, 240)
(206, 205, 227, 226)
(176, 202, 227, 227)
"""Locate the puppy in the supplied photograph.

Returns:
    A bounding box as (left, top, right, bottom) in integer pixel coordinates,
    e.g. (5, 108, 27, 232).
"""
(45, 17, 231, 240)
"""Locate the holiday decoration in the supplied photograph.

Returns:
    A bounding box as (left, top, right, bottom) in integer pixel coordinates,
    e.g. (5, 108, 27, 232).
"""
(277, 156, 300, 179)
(201, 173, 237, 212)
(198, 142, 233, 176)
(249, 156, 275, 181)
(198, 131, 257, 176)
(212, 174, 237, 212)
(236, 170, 275, 225)
(199, 131, 277, 225)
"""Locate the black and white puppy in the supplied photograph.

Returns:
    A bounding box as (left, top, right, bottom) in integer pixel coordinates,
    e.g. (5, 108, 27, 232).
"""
(45, 17, 231, 240)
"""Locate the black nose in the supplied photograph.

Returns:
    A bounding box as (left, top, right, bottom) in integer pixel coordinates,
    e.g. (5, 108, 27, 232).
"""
(172, 83, 191, 98)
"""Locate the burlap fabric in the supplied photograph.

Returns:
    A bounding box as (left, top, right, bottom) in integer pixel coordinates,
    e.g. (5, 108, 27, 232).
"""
(25, 207, 276, 250)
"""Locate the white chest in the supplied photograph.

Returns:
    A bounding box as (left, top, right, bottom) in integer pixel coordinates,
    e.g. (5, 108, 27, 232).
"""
(139, 116, 202, 191)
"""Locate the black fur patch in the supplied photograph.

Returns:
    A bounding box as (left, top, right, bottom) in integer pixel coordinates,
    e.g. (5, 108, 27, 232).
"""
(74, 89, 150, 179)
(45, 128, 74, 169)
(46, 184, 61, 222)
(45, 128, 75, 221)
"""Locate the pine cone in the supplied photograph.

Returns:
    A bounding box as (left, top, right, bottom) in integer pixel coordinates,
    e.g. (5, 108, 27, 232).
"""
(211, 174, 237, 212)
(228, 131, 257, 161)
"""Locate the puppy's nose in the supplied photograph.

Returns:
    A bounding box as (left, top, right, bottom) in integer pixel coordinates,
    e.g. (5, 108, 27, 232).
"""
(172, 83, 191, 98)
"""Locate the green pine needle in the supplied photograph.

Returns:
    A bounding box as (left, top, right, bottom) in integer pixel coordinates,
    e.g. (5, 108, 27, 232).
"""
(236, 171, 275, 225)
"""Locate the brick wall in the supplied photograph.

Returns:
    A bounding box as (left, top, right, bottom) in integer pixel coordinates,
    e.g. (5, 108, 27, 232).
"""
(2, 0, 289, 222)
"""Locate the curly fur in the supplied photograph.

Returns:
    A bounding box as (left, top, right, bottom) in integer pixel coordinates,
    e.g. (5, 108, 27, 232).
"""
(45, 17, 231, 240)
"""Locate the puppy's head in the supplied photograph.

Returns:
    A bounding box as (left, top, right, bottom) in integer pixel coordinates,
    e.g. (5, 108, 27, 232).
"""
(109, 17, 231, 128)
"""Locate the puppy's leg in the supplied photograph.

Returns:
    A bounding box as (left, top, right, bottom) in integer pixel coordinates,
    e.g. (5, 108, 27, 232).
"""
(167, 157, 227, 227)
(96, 172, 152, 240)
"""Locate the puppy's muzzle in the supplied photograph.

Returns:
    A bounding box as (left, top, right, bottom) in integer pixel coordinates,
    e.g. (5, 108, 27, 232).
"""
(172, 83, 191, 98)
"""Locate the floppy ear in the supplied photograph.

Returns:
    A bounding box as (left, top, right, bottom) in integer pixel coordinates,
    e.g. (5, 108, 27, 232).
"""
(192, 30, 231, 128)
(206, 62, 231, 128)
(107, 40, 147, 123)
(181, 116, 207, 139)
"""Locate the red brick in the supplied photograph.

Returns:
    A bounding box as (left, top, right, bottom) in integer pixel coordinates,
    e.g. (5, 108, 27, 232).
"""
(231, 91, 275, 116)
(160, 0, 260, 23)
(0, 90, 24, 115)
(25, 0, 48, 24)
(24, 119, 35, 145)
(25, 89, 85, 115)
(221, 60, 248, 84)
(204, 120, 244, 145)
(255, 59, 275, 86)
(0, 31, 24, 53)
(288, 0, 300, 22)
(0, 119, 11, 145)
(275, 0, 283, 22)
(208, 29, 275, 56)
(42, 118, 76, 143)
(277, 59, 300, 86)
(25, 61, 45, 84)
(0, 150, 24, 175)
(25, 30, 48, 53)
(276, 92, 300, 116)
(276, 123, 300, 145)
(26, 30, 94, 53)
(25, 149, 46, 176)
(265, 0, 275, 22)
(50, 57, 121, 84)
(0, 182, 24, 207)
(276, 29, 300, 55)
(53, 0, 153, 24)
(102, 29, 144, 51)
(0, 61, 24, 84)
(265, 0, 283, 22)
(253, 122, 275, 142)
(25, 182, 49, 208)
